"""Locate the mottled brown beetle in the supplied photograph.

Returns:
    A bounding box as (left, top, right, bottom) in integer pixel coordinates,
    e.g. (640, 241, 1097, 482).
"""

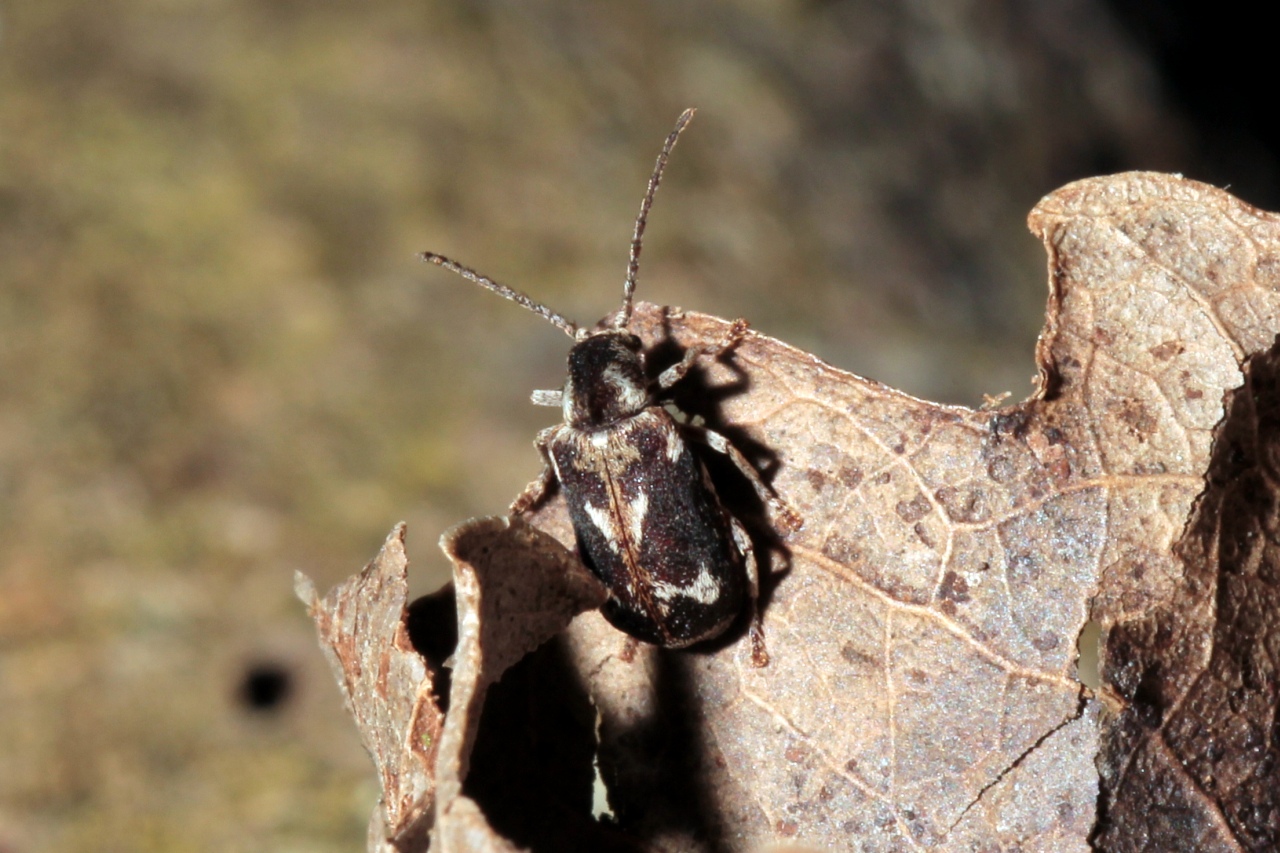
(422, 110, 800, 665)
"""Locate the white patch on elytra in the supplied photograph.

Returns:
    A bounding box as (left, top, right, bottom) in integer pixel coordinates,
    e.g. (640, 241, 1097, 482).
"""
(688, 562, 722, 603)
(651, 562, 722, 605)
(590, 432, 610, 450)
(625, 492, 647, 544)
(583, 502, 620, 552)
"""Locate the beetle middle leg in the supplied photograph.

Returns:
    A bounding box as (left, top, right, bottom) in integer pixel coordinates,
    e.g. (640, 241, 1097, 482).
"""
(686, 424, 803, 533)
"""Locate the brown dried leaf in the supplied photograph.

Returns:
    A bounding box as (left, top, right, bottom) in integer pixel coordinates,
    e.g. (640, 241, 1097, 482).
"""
(1033, 176, 1280, 852)
(307, 172, 1280, 852)
(433, 516, 607, 850)
(295, 525, 442, 851)
(301, 518, 609, 852)
(547, 173, 1280, 851)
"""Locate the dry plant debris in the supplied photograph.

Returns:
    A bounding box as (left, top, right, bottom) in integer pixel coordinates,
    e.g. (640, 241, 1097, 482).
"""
(298, 173, 1280, 852)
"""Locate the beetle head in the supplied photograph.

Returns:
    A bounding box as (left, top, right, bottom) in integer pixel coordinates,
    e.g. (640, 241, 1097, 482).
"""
(421, 109, 695, 421)
(564, 331, 648, 427)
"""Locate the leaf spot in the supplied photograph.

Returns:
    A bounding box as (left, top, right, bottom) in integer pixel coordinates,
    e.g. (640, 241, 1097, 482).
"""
(913, 521, 939, 548)
(1149, 339, 1186, 361)
(838, 465, 864, 489)
(895, 493, 932, 523)
(840, 641, 874, 667)
(986, 454, 1017, 483)
(936, 485, 990, 523)
(939, 570, 971, 607)
(822, 534, 861, 565)
(1032, 632, 1061, 652)
(1112, 398, 1159, 441)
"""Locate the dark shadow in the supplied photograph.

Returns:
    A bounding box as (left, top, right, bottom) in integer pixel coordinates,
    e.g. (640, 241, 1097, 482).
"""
(595, 649, 733, 853)
(1103, 0, 1280, 210)
(1091, 336, 1280, 850)
(406, 582, 458, 712)
(463, 636, 644, 853)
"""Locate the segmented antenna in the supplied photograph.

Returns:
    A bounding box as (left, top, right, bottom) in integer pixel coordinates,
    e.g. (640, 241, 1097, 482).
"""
(617, 108, 696, 330)
(419, 252, 581, 340)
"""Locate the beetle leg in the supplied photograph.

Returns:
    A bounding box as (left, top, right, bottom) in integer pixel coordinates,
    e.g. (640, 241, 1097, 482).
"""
(530, 388, 563, 407)
(655, 318, 750, 393)
(726, 511, 767, 667)
(686, 424, 804, 533)
(509, 427, 559, 515)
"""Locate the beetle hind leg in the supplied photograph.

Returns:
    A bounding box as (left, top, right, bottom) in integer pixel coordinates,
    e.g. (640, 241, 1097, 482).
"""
(689, 424, 804, 533)
(727, 513, 767, 667)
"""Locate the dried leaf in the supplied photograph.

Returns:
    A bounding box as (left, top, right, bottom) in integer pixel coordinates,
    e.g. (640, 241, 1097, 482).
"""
(295, 525, 442, 851)
(1032, 176, 1280, 852)
(433, 516, 608, 850)
(306, 172, 1280, 852)
(301, 518, 609, 852)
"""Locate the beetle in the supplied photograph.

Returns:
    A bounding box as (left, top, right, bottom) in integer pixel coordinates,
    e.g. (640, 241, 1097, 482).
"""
(422, 109, 800, 665)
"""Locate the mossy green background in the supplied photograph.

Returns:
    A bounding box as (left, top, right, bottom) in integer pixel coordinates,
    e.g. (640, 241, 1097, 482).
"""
(0, 2, 1184, 850)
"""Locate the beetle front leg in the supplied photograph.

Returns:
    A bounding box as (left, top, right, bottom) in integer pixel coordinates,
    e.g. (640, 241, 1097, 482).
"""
(509, 427, 560, 516)
(687, 424, 804, 533)
(529, 388, 563, 407)
(655, 318, 751, 393)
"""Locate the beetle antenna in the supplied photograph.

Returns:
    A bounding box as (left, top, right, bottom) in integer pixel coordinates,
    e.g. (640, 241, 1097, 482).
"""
(617, 108, 695, 330)
(420, 252, 581, 339)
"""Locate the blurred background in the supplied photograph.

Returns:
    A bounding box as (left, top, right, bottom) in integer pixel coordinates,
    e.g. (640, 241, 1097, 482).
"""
(0, 1, 1272, 850)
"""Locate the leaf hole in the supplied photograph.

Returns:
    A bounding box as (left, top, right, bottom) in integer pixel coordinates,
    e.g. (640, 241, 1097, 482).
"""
(592, 737, 615, 820)
(1075, 618, 1101, 690)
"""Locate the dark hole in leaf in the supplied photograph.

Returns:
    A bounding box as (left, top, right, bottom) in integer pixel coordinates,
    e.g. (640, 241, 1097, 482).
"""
(1076, 618, 1101, 690)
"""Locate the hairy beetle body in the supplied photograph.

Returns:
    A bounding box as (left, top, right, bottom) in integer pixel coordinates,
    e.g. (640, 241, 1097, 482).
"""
(423, 111, 800, 665)
(548, 392, 745, 647)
